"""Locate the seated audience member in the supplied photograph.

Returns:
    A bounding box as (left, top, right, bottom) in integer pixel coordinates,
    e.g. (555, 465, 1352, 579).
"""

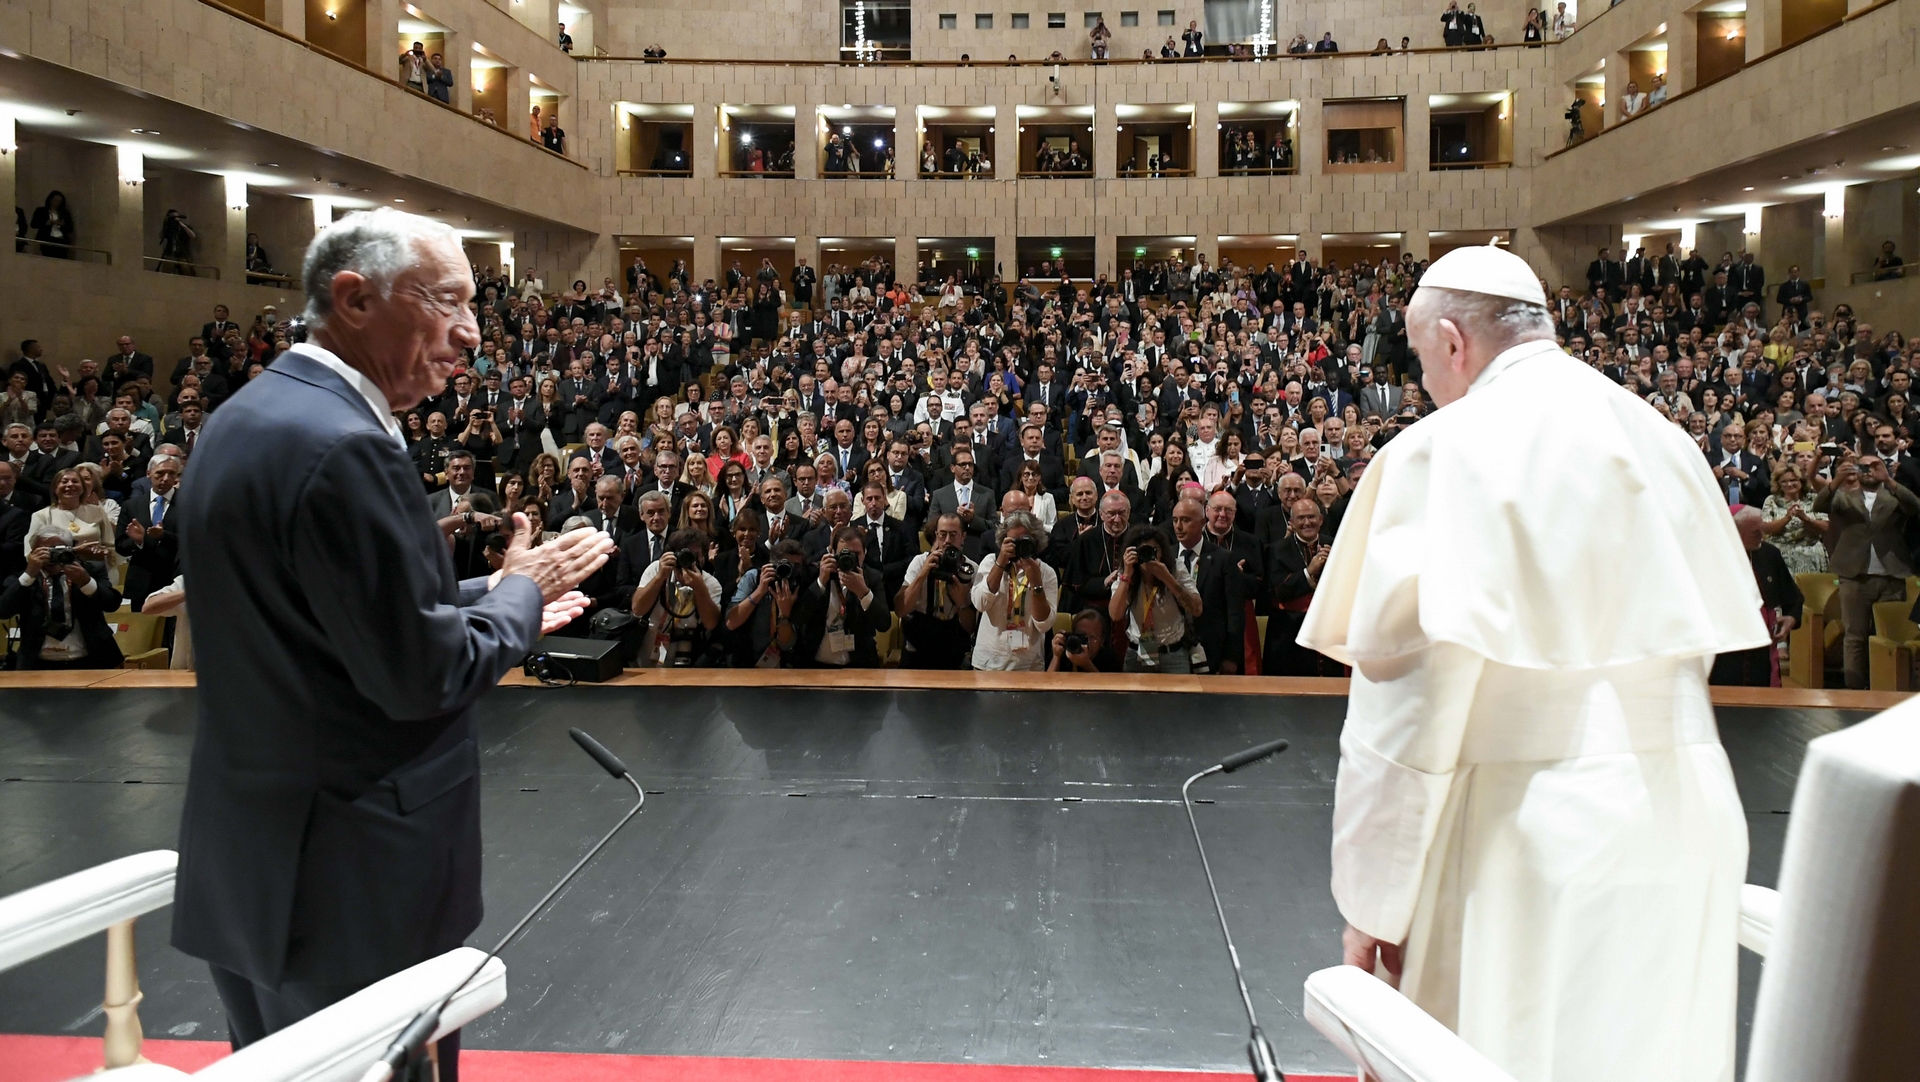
(793, 526, 890, 667)
(629, 528, 725, 667)
(1, 527, 124, 668)
(970, 510, 1059, 671)
(895, 513, 978, 669)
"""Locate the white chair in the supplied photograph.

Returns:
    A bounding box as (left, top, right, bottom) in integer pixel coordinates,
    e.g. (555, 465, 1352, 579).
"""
(0, 849, 508, 1081)
(1303, 698, 1919, 1082)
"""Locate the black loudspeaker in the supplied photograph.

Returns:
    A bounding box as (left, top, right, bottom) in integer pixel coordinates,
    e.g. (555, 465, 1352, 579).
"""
(524, 636, 625, 683)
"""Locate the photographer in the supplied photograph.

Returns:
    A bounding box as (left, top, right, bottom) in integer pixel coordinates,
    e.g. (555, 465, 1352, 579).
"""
(1047, 608, 1125, 673)
(895, 512, 978, 669)
(1565, 98, 1586, 144)
(726, 539, 807, 667)
(969, 510, 1058, 670)
(455, 401, 503, 485)
(628, 528, 723, 667)
(159, 209, 196, 275)
(794, 526, 890, 667)
(1108, 521, 1203, 673)
(1, 527, 123, 668)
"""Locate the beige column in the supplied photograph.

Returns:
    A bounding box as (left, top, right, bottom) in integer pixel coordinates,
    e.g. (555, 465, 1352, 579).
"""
(1194, 101, 1219, 178)
(794, 106, 820, 181)
(1747, 0, 1781, 60)
(1094, 101, 1118, 180)
(995, 104, 1019, 181)
(1406, 230, 1431, 261)
(995, 225, 1018, 283)
(692, 235, 721, 287)
(109, 151, 146, 274)
(507, 69, 532, 145)
(1094, 233, 1116, 280)
(795, 235, 821, 312)
(1297, 95, 1323, 176)
(217, 200, 247, 285)
(896, 236, 920, 289)
(1194, 228, 1219, 268)
(0, 118, 15, 265)
(894, 104, 918, 184)
(442, 28, 472, 113)
(1668, 17, 1698, 94)
(1403, 94, 1429, 173)
(365, 0, 400, 77)
(1603, 54, 1627, 129)
(263, 0, 304, 36)
(694, 106, 720, 178)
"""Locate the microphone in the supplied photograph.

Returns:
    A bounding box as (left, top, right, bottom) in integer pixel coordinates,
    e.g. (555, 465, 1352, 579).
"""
(359, 729, 644, 1082)
(1183, 738, 1290, 1082)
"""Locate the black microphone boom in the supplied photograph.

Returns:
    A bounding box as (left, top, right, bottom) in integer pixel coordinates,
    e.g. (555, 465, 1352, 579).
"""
(359, 729, 645, 1082)
(1184, 738, 1289, 1082)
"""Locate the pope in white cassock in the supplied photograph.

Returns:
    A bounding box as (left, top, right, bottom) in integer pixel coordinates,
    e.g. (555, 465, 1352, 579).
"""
(1299, 244, 1771, 1082)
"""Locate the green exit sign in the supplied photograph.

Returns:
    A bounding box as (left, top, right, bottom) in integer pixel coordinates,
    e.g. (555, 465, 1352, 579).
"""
(1134, 247, 1147, 257)
(966, 247, 980, 259)
(1050, 247, 1063, 258)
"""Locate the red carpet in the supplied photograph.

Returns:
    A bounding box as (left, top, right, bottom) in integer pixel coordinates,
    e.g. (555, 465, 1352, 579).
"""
(4, 1035, 1355, 1081)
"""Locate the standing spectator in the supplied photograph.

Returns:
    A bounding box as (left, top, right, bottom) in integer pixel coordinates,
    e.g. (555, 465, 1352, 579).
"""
(1441, 1, 1467, 45)
(971, 511, 1058, 670)
(557, 23, 574, 53)
(541, 113, 567, 155)
(30, 190, 76, 257)
(426, 52, 454, 104)
(1089, 16, 1112, 59)
(1109, 521, 1202, 672)
(1172, 496, 1245, 674)
(398, 41, 428, 93)
(1551, 0, 1575, 38)
(794, 526, 890, 667)
(628, 530, 724, 666)
(159, 210, 197, 274)
(1732, 251, 1767, 320)
(1313, 32, 1340, 52)
(1872, 240, 1905, 280)
(1182, 20, 1204, 55)
(1161, 36, 1180, 57)
(791, 258, 817, 310)
(1263, 495, 1342, 675)
(896, 513, 978, 669)
(115, 452, 183, 611)
(1814, 453, 1920, 688)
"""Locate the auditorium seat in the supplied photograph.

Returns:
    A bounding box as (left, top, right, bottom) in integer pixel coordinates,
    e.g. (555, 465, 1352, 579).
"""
(1788, 572, 1841, 688)
(1868, 600, 1919, 691)
(109, 609, 171, 669)
(1301, 695, 1920, 1082)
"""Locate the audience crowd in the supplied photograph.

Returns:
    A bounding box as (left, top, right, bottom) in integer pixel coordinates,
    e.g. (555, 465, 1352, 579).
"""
(6, 232, 1916, 681)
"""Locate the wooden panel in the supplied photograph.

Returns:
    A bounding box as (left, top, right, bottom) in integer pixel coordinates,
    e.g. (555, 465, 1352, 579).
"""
(1323, 99, 1403, 129)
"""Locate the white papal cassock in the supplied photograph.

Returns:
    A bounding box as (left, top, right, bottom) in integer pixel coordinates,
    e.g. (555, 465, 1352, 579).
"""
(1299, 339, 1772, 1082)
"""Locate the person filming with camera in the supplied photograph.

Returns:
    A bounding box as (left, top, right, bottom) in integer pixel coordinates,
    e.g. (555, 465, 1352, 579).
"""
(727, 539, 807, 666)
(1109, 521, 1203, 672)
(895, 512, 978, 669)
(1046, 608, 1125, 673)
(969, 510, 1058, 671)
(1, 527, 124, 668)
(628, 528, 723, 667)
(795, 527, 890, 667)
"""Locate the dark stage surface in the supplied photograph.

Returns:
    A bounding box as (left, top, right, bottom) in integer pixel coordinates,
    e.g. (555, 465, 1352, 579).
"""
(0, 686, 1871, 1075)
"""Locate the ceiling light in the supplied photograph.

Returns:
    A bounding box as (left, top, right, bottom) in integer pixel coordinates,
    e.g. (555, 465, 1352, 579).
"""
(1742, 186, 1754, 191)
(255, 162, 280, 168)
(394, 198, 406, 203)
(130, 127, 157, 135)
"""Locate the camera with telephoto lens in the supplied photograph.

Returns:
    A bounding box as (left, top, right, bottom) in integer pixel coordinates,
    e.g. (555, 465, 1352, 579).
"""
(46, 546, 79, 567)
(1134, 540, 1159, 565)
(931, 545, 967, 581)
(672, 548, 698, 569)
(1062, 631, 1089, 655)
(1011, 536, 1039, 561)
(773, 561, 796, 583)
(833, 549, 860, 570)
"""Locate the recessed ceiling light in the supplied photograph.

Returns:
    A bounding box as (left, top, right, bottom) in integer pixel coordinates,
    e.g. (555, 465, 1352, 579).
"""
(130, 127, 157, 135)
(256, 162, 281, 168)
(394, 198, 405, 202)
(1743, 186, 1754, 191)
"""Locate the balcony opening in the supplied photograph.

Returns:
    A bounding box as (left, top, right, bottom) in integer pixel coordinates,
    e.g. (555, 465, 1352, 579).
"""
(1219, 101, 1297, 175)
(1428, 92, 1511, 170)
(619, 104, 695, 176)
(1115, 104, 1194, 177)
(721, 105, 798, 177)
(1324, 99, 1404, 173)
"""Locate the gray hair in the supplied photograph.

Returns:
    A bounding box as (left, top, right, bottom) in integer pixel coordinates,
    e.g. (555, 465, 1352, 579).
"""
(1418, 287, 1554, 349)
(560, 514, 595, 533)
(1000, 510, 1042, 538)
(148, 453, 183, 473)
(301, 208, 461, 330)
(636, 491, 670, 512)
(5, 423, 31, 437)
(31, 526, 71, 547)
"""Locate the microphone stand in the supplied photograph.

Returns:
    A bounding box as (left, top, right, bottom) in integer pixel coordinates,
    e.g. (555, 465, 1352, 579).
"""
(359, 729, 644, 1082)
(1183, 738, 1290, 1082)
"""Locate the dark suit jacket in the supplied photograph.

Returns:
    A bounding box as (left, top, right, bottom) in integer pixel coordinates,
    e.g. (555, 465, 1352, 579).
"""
(1704, 448, 1771, 507)
(927, 482, 998, 557)
(0, 561, 123, 667)
(1189, 541, 1246, 673)
(792, 565, 891, 666)
(856, 515, 912, 596)
(114, 486, 183, 610)
(171, 349, 544, 990)
(0, 502, 26, 580)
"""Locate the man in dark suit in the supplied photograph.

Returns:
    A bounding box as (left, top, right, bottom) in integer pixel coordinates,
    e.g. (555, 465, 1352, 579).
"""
(792, 527, 891, 667)
(1261, 496, 1343, 676)
(10, 339, 56, 414)
(495, 374, 545, 475)
(111, 335, 157, 381)
(0, 532, 123, 668)
(115, 452, 184, 611)
(1705, 425, 1770, 506)
(1731, 252, 1766, 321)
(201, 305, 240, 357)
(0, 461, 32, 580)
(170, 211, 612, 1071)
(1775, 265, 1813, 325)
(633, 447, 694, 520)
(1169, 495, 1245, 674)
(160, 397, 210, 460)
(997, 423, 1068, 499)
(854, 481, 912, 597)
(927, 447, 997, 560)
(610, 490, 672, 613)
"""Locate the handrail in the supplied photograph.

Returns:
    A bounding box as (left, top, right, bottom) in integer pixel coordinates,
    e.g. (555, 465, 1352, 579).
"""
(1118, 168, 1196, 178)
(1851, 265, 1909, 284)
(616, 168, 695, 177)
(821, 170, 903, 179)
(16, 237, 113, 263)
(144, 256, 223, 278)
(919, 171, 998, 179)
(717, 169, 797, 178)
(1220, 166, 1300, 176)
(1542, 0, 1898, 162)
(578, 39, 1562, 66)
(1018, 170, 1096, 178)
(190, 0, 587, 171)
(247, 270, 299, 286)
(1430, 158, 1513, 170)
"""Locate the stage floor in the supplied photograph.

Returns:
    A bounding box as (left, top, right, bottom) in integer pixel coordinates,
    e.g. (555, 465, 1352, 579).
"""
(0, 681, 1877, 1077)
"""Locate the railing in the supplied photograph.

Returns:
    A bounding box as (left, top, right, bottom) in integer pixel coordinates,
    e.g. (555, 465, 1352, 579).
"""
(15, 238, 113, 264)
(143, 256, 223, 279)
(247, 269, 298, 286)
(920, 169, 997, 179)
(820, 169, 901, 179)
(1220, 165, 1299, 176)
(717, 168, 796, 178)
(579, 39, 1564, 66)
(1118, 168, 1195, 178)
(617, 167, 695, 177)
(1018, 169, 1095, 178)
(1430, 159, 1514, 171)
(1850, 265, 1910, 285)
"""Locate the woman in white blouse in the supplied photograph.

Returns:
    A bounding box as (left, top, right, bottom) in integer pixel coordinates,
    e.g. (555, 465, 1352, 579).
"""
(26, 468, 114, 557)
(1201, 429, 1248, 490)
